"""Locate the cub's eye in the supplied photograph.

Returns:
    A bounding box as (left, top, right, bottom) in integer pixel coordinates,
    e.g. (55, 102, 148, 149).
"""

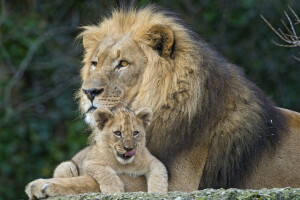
(133, 131, 139, 137)
(114, 131, 122, 137)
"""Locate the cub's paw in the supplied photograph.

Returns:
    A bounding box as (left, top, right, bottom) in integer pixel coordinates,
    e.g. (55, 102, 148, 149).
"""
(25, 179, 73, 199)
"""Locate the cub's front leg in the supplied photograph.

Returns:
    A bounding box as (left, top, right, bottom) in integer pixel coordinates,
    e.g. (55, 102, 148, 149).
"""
(84, 161, 124, 194)
(146, 157, 168, 193)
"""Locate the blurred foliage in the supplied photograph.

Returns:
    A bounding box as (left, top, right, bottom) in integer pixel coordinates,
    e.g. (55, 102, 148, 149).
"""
(0, 0, 299, 199)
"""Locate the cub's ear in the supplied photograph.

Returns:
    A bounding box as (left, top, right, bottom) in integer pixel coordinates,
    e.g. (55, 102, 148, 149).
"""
(93, 108, 113, 130)
(136, 107, 153, 127)
(144, 25, 174, 59)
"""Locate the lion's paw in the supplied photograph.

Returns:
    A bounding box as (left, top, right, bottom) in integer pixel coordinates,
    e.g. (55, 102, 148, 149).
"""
(25, 179, 71, 199)
(25, 179, 49, 199)
(40, 182, 66, 198)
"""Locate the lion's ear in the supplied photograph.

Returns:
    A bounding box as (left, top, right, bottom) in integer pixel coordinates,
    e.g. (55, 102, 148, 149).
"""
(136, 107, 153, 127)
(144, 25, 174, 59)
(80, 26, 100, 50)
(82, 34, 98, 50)
(93, 108, 113, 130)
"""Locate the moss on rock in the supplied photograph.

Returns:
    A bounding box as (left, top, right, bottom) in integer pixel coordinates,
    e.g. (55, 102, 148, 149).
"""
(48, 188, 300, 200)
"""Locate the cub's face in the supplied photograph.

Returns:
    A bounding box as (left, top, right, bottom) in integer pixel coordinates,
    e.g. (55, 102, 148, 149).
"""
(94, 107, 152, 164)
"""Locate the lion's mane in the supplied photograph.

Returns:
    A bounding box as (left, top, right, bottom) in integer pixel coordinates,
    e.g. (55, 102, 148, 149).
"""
(80, 6, 287, 188)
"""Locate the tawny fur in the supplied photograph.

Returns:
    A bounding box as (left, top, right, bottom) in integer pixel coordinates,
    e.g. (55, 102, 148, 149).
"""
(83, 107, 167, 194)
(25, 6, 300, 198)
(25, 107, 167, 198)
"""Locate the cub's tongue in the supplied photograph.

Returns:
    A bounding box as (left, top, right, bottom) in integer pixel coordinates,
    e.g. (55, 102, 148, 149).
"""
(124, 150, 136, 157)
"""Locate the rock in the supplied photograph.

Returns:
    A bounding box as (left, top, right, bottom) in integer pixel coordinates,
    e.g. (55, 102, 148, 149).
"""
(48, 188, 300, 200)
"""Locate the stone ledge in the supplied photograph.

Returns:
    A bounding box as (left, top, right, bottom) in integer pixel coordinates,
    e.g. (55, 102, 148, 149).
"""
(48, 188, 300, 200)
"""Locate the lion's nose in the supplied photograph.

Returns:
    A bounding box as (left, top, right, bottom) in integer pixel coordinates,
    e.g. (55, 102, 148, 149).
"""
(82, 88, 104, 102)
(124, 147, 134, 152)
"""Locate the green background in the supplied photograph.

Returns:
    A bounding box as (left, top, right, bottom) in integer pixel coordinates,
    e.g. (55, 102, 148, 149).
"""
(0, 0, 299, 199)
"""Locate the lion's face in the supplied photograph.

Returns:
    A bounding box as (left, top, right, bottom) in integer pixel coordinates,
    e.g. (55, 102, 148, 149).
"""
(93, 107, 152, 164)
(80, 36, 148, 125)
(79, 22, 175, 126)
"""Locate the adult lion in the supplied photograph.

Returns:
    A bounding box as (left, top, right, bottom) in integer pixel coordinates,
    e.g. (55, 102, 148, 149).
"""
(26, 6, 300, 198)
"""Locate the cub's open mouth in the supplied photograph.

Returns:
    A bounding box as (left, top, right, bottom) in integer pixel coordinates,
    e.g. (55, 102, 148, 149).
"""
(117, 150, 136, 160)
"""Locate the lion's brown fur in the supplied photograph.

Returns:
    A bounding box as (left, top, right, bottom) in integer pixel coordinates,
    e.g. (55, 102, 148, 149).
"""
(25, 6, 300, 197)
(79, 6, 288, 188)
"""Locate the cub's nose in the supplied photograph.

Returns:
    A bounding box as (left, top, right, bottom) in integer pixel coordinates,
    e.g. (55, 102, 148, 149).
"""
(124, 147, 134, 152)
(82, 88, 104, 102)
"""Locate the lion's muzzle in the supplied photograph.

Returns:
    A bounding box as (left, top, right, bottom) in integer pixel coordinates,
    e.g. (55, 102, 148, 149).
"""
(82, 88, 104, 102)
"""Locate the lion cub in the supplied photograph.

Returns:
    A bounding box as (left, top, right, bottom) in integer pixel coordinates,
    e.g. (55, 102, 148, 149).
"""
(84, 107, 168, 194)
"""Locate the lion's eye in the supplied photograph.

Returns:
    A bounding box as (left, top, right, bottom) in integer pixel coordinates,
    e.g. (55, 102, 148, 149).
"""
(133, 131, 139, 137)
(114, 131, 122, 137)
(120, 60, 128, 67)
(116, 60, 129, 70)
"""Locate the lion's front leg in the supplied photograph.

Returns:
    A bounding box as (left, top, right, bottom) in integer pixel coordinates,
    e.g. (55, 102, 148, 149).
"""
(25, 178, 76, 199)
(145, 156, 168, 193)
(168, 142, 208, 192)
(25, 176, 99, 199)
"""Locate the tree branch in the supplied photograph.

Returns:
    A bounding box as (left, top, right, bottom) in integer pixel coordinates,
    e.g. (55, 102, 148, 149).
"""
(261, 6, 300, 60)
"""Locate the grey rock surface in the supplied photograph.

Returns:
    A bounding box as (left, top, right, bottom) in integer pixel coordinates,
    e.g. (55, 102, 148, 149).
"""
(48, 188, 300, 200)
